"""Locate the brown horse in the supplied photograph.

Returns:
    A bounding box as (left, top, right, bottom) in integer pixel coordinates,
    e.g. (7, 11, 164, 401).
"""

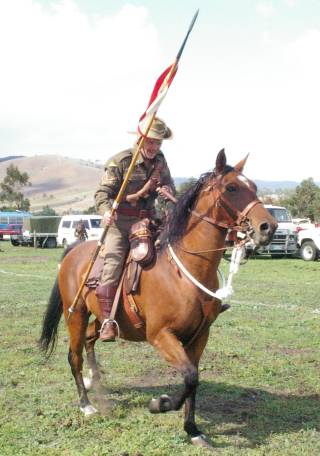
(39, 149, 277, 448)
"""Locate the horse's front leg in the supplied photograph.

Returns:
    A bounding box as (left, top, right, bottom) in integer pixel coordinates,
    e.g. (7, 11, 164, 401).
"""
(148, 329, 199, 414)
(184, 329, 213, 448)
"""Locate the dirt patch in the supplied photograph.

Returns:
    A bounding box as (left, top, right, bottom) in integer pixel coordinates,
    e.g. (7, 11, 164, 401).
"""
(266, 344, 315, 356)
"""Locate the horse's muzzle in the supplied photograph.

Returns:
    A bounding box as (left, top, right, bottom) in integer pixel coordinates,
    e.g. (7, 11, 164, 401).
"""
(254, 220, 278, 246)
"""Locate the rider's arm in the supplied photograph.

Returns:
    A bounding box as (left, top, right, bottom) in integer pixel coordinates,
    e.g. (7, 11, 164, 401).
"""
(94, 162, 122, 216)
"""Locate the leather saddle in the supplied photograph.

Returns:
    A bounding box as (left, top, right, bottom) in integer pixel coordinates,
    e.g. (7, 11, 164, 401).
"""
(85, 219, 157, 330)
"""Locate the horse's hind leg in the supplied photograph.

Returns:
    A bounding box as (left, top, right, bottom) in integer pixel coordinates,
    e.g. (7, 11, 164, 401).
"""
(83, 319, 101, 390)
(67, 307, 97, 415)
(148, 329, 199, 414)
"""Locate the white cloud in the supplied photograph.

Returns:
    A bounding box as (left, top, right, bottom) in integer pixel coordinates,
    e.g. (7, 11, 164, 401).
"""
(283, 0, 296, 7)
(0, 0, 162, 157)
(0, 1, 320, 182)
(256, 2, 276, 16)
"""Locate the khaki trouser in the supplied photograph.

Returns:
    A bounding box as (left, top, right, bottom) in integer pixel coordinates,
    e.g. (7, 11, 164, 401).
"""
(101, 214, 140, 287)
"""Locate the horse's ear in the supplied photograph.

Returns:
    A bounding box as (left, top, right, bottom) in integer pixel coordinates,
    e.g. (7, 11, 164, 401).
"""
(215, 148, 227, 175)
(234, 153, 249, 172)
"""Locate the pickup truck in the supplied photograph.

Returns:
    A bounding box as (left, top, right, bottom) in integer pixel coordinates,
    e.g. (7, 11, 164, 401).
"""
(297, 227, 320, 261)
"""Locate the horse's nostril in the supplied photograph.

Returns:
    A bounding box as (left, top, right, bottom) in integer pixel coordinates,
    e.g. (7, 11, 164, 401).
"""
(260, 222, 270, 232)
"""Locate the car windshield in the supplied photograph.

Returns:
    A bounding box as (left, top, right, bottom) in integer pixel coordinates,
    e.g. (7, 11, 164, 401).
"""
(90, 219, 101, 228)
(268, 208, 292, 222)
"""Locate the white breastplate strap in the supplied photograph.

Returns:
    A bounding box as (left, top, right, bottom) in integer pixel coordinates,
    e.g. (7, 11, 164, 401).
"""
(168, 243, 244, 301)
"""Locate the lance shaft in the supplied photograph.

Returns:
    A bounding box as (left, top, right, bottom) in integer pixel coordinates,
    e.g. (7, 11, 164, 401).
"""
(67, 112, 159, 319)
(67, 12, 197, 319)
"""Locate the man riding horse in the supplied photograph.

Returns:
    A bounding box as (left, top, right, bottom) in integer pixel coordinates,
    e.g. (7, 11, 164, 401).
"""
(74, 219, 88, 242)
(94, 117, 175, 342)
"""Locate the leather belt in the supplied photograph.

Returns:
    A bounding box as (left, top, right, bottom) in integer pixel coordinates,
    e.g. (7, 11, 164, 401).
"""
(117, 206, 154, 218)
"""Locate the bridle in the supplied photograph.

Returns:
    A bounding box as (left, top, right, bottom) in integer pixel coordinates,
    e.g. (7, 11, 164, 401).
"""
(190, 174, 262, 233)
(177, 173, 263, 256)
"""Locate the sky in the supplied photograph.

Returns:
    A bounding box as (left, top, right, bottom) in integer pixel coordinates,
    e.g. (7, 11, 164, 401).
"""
(1, 0, 320, 182)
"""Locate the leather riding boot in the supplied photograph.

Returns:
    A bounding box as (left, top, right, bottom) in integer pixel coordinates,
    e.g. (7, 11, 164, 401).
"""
(95, 284, 118, 342)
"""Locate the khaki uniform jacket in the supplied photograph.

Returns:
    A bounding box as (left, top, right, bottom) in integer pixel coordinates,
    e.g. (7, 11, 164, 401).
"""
(95, 148, 175, 216)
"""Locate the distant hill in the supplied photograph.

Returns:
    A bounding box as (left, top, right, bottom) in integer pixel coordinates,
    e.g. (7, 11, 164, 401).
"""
(174, 177, 315, 191)
(254, 180, 302, 191)
(0, 155, 24, 163)
(0, 155, 103, 214)
(0, 155, 318, 214)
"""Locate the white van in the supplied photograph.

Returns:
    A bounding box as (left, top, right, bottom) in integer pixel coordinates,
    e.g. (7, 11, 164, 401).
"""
(57, 214, 103, 247)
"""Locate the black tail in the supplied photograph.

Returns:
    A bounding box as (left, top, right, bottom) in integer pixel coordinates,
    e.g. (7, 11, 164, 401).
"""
(38, 241, 81, 357)
(38, 277, 63, 357)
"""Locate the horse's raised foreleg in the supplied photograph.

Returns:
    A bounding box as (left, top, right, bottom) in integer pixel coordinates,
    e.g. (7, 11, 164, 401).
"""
(83, 319, 101, 390)
(148, 329, 199, 414)
(67, 308, 97, 415)
(184, 329, 213, 448)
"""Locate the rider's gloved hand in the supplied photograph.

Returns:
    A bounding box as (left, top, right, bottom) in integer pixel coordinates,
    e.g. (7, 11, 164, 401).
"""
(103, 209, 118, 225)
(157, 185, 173, 198)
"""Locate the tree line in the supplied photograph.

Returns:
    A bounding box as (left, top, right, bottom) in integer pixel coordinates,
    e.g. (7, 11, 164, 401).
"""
(261, 178, 320, 222)
(1, 165, 320, 221)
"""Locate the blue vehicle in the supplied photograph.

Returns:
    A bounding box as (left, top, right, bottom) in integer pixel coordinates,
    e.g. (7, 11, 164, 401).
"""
(0, 211, 31, 240)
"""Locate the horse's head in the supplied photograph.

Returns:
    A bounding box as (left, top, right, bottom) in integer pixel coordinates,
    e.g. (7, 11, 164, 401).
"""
(198, 149, 277, 247)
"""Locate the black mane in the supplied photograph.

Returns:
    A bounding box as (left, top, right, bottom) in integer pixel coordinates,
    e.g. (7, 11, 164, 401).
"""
(160, 172, 213, 248)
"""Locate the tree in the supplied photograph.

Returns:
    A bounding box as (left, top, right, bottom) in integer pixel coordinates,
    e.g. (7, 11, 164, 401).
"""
(33, 205, 58, 216)
(0, 164, 31, 211)
(83, 205, 97, 214)
(281, 178, 320, 221)
(177, 178, 198, 197)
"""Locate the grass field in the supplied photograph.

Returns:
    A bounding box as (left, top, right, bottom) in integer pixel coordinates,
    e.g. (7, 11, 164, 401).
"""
(0, 241, 319, 456)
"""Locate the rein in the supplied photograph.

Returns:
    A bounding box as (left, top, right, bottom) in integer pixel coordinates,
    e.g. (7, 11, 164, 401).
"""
(190, 197, 262, 231)
(168, 243, 229, 300)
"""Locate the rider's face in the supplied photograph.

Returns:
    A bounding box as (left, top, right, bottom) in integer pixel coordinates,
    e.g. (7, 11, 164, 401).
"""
(141, 138, 162, 160)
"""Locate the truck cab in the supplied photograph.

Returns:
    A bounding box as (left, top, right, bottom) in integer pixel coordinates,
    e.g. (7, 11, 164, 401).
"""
(297, 227, 320, 261)
(248, 205, 298, 257)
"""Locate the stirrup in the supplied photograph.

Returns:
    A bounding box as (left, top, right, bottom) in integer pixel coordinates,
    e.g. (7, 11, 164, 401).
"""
(99, 318, 120, 338)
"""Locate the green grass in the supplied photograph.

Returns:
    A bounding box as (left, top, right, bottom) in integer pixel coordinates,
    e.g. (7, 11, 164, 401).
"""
(0, 242, 319, 455)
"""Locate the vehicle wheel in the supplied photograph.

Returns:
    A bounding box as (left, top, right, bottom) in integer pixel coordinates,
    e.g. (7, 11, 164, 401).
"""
(271, 254, 285, 259)
(11, 239, 20, 246)
(300, 241, 318, 261)
(45, 237, 57, 249)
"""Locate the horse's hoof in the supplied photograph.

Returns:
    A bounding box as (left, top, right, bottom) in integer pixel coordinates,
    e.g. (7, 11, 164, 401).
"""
(149, 394, 171, 414)
(149, 397, 161, 413)
(80, 404, 97, 416)
(191, 434, 213, 449)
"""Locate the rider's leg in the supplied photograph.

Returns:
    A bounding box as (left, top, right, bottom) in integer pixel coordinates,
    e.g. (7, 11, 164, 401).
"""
(96, 222, 130, 342)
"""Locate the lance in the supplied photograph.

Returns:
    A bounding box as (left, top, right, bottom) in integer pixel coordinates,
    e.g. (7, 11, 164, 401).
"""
(67, 9, 199, 319)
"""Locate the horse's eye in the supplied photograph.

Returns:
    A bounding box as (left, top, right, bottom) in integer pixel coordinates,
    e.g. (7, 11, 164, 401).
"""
(226, 184, 237, 192)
